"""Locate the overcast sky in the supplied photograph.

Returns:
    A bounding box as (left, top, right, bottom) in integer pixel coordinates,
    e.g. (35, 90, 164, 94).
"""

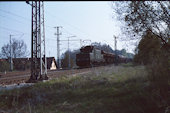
(0, 1, 136, 59)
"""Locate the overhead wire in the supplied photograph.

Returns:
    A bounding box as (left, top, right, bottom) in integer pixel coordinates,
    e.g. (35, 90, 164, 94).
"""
(0, 15, 27, 25)
(0, 8, 31, 21)
(0, 26, 29, 35)
(0, 7, 92, 43)
(45, 10, 97, 40)
(0, 8, 55, 36)
(0, 5, 101, 43)
(0, 4, 100, 55)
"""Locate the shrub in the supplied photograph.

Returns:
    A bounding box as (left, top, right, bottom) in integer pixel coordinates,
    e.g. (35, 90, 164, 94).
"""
(0, 60, 10, 72)
(147, 47, 170, 106)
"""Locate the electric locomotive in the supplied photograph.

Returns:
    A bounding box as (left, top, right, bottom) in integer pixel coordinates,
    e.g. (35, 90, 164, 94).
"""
(76, 45, 115, 68)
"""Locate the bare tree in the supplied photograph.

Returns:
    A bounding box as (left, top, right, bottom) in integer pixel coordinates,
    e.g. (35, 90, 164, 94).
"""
(112, 1, 170, 49)
(0, 38, 29, 58)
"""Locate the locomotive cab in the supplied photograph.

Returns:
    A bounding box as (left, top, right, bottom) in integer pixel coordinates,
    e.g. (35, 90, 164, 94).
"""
(76, 53, 91, 67)
(76, 46, 93, 67)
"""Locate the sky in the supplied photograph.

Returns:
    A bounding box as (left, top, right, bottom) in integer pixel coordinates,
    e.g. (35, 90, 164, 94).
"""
(0, 1, 136, 59)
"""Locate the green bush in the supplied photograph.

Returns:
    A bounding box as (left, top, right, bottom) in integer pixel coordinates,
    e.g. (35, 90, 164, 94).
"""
(147, 48, 170, 107)
(133, 30, 170, 108)
(0, 60, 10, 72)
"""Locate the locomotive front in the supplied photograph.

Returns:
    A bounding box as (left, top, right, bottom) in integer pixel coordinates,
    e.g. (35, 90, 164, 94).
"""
(76, 46, 94, 68)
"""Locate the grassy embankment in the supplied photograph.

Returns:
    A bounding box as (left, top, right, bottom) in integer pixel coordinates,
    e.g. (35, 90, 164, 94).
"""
(0, 63, 169, 113)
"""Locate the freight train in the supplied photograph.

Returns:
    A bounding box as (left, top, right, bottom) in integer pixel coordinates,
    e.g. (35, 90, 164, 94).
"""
(76, 45, 131, 68)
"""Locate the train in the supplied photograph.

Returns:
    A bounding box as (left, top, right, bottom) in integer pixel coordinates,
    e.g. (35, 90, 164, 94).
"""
(76, 45, 132, 68)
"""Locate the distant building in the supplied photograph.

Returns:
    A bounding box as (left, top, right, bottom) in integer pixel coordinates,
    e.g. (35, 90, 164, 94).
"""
(0, 59, 10, 72)
(46, 57, 57, 70)
(12, 58, 31, 70)
(0, 57, 57, 71)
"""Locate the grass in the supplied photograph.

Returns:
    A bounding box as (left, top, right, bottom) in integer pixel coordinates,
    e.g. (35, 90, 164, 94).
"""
(0, 63, 169, 113)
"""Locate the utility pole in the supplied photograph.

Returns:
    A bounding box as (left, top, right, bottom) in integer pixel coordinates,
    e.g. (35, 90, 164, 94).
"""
(68, 37, 70, 69)
(40, 1, 48, 79)
(80, 39, 82, 48)
(114, 36, 118, 65)
(54, 26, 62, 69)
(67, 36, 76, 69)
(26, 1, 48, 82)
(10, 35, 13, 71)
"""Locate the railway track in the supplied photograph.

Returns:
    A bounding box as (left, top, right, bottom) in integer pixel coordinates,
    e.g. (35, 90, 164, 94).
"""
(0, 68, 92, 86)
(0, 65, 112, 86)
